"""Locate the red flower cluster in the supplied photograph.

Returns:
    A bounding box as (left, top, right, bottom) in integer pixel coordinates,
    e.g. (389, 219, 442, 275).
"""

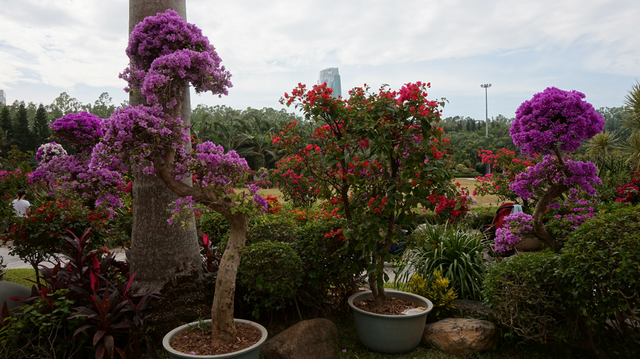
(615, 170, 640, 204)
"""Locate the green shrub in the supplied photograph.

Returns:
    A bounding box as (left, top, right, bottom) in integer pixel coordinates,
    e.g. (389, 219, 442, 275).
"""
(482, 252, 572, 343)
(559, 206, 640, 346)
(0, 289, 91, 358)
(405, 270, 457, 320)
(395, 224, 486, 300)
(197, 209, 229, 247)
(237, 241, 303, 318)
(247, 213, 296, 244)
(293, 216, 366, 310)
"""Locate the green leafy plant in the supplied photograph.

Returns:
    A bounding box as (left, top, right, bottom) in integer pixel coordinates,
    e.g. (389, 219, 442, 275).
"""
(405, 270, 457, 320)
(0, 289, 91, 358)
(293, 215, 366, 311)
(482, 252, 571, 343)
(395, 224, 485, 300)
(237, 241, 303, 318)
(4, 200, 111, 286)
(558, 206, 640, 351)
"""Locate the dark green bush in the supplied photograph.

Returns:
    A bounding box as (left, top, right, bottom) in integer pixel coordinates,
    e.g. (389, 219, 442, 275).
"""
(237, 241, 303, 318)
(0, 289, 91, 358)
(247, 213, 296, 244)
(197, 210, 229, 247)
(559, 206, 640, 347)
(293, 216, 366, 311)
(482, 252, 573, 343)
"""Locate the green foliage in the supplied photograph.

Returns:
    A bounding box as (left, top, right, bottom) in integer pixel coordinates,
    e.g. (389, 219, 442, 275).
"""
(483, 252, 571, 343)
(395, 224, 485, 300)
(293, 216, 366, 310)
(405, 270, 457, 320)
(558, 206, 640, 345)
(5, 200, 110, 282)
(237, 241, 303, 318)
(0, 289, 91, 358)
(592, 157, 633, 203)
(247, 212, 296, 244)
(197, 209, 230, 247)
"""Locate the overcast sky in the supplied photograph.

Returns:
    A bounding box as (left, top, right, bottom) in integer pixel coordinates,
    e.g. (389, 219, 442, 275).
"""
(0, 0, 638, 120)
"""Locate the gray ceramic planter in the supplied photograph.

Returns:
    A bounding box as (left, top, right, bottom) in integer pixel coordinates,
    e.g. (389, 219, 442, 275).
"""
(348, 290, 433, 354)
(162, 319, 267, 359)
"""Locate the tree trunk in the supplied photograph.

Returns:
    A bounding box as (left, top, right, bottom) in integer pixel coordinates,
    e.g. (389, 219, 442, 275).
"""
(531, 184, 567, 250)
(128, 0, 202, 293)
(210, 214, 247, 349)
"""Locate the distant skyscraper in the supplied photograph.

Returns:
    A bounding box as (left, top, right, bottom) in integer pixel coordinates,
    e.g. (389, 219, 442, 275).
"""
(318, 68, 342, 98)
(0, 90, 5, 106)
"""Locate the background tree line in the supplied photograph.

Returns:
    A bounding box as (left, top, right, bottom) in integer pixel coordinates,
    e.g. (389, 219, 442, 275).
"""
(0, 88, 632, 174)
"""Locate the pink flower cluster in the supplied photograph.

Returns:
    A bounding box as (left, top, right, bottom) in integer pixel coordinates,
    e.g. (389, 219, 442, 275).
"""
(510, 87, 604, 156)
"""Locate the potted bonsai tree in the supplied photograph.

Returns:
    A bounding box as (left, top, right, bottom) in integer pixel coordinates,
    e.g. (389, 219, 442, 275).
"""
(276, 81, 452, 353)
(88, 9, 267, 357)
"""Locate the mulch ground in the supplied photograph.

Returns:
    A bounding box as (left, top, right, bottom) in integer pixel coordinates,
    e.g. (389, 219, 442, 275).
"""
(353, 296, 422, 315)
(170, 323, 262, 356)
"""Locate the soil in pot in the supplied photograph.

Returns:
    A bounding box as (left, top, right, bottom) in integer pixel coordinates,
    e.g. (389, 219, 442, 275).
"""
(353, 296, 422, 315)
(170, 323, 262, 356)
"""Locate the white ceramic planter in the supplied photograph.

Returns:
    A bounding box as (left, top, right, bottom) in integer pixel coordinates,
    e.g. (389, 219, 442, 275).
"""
(162, 319, 267, 359)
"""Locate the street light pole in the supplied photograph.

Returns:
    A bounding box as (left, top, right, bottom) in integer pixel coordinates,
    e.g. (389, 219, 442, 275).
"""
(481, 84, 491, 174)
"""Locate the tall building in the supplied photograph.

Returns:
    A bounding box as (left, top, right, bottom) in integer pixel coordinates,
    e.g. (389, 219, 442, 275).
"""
(318, 68, 342, 98)
(0, 90, 5, 106)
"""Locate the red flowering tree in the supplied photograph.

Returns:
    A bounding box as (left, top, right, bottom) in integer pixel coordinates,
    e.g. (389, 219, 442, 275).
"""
(270, 154, 320, 208)
(276, 82, 454, 307)
(474, 148, 541, 211)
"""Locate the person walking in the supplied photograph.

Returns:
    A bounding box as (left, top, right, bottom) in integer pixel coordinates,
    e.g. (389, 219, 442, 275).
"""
(11, 189, 29, 217)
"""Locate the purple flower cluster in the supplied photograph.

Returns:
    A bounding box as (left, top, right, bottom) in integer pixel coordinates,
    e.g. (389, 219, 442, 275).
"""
(35, 142, 67, 163)
(510, 156, 601, 199)
(175, 141, 249, 187)
(92, 105, 189, 175)
(50, 112, 104, 149)
(494, 212, 533, 253)
(120, 9, 231, 106)
(510, 87, 604, 156)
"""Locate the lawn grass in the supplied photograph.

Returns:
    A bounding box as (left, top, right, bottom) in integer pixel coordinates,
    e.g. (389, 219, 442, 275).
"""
(4, 268, 37, 288)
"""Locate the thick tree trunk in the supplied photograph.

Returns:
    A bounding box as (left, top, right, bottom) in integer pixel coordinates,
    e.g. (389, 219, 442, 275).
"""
(128, 0, 202, 293)
(531, 184, 567, 250)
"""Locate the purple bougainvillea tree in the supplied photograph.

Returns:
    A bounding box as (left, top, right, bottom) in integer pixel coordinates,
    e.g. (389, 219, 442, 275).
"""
(509, 87, 604, 249)
(33, 9, 260, 349)
(31, 112, 124, 209)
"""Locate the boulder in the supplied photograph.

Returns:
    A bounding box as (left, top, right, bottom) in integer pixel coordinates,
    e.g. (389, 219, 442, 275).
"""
(0, 281, 31, 311)
(423, 318, 498, 356)
(261, 318, 339, 359)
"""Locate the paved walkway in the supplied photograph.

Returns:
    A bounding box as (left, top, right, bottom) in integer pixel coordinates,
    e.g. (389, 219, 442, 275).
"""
(0, 245, 127, 270)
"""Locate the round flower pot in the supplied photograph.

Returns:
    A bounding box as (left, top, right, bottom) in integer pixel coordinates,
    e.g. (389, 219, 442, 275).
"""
(515, 235, 542, 252)
(162, 319, 268, 359)
(348, 290, 433, 354)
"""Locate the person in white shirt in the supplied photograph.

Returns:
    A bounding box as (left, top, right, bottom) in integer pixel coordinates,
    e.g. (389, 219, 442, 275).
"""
(11, 189, 30, 217)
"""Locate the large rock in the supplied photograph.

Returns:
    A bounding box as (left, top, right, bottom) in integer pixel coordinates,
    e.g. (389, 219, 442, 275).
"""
(423, 318, 498, 356)
(261, 318, 339, 359)
(0, 281, 31, 311)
